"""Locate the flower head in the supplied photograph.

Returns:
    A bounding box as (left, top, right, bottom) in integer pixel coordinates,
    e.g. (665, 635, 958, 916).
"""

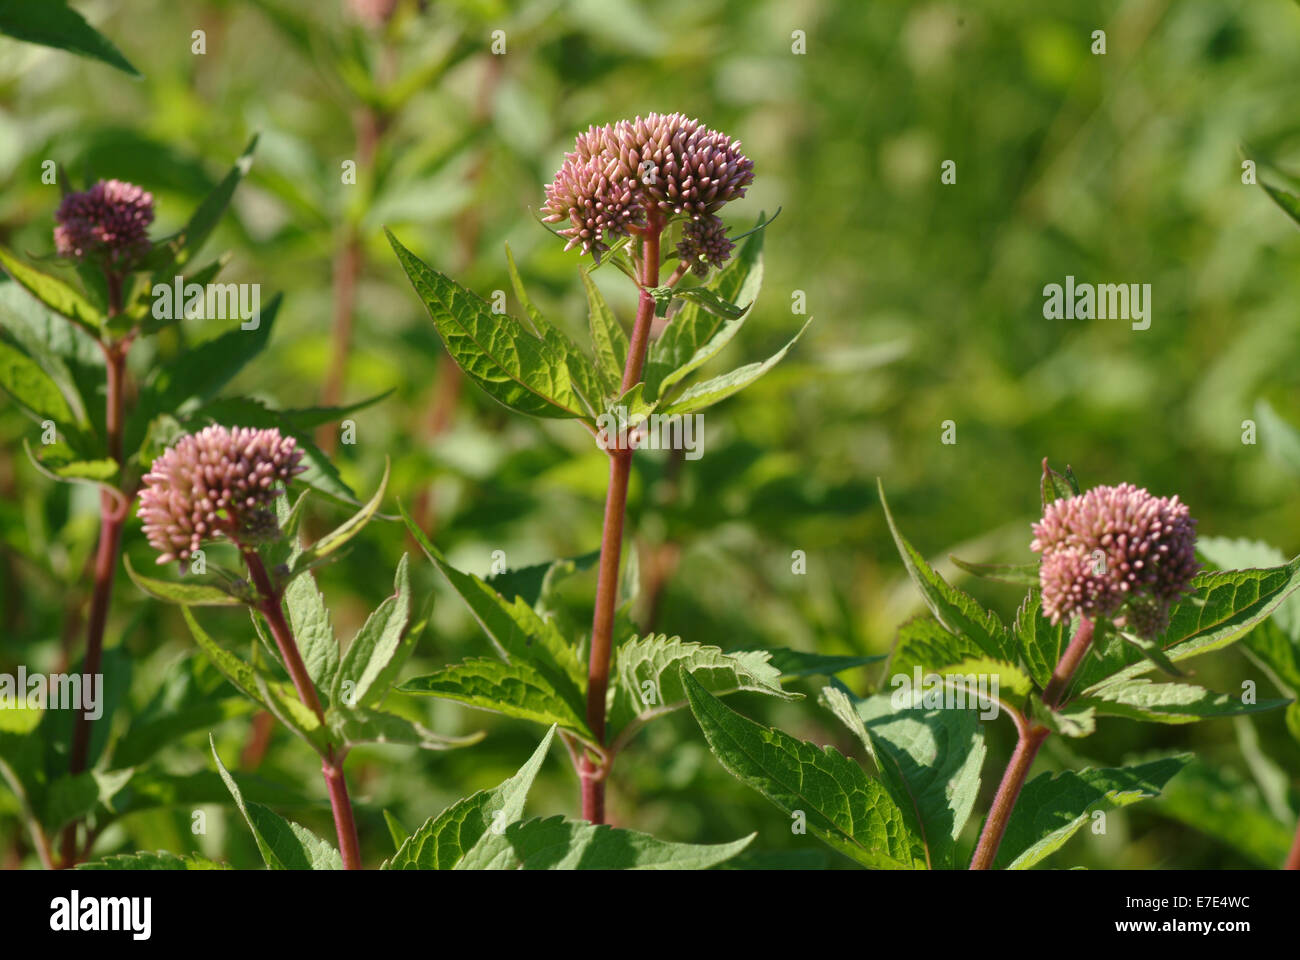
(1031, 483, 1200, 637)
(138, 426, 305, 566)
(54, 179, 154, 269)
(676, 215, 735, 277)
(542, 112, 753, 262)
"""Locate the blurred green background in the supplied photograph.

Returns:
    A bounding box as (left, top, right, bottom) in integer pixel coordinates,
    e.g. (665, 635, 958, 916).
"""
(2, 0, 1299, 869)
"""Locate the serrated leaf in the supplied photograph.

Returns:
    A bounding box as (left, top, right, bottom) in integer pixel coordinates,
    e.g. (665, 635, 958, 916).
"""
(683, 670, 926, 869)
(581, 266, 627, 396)
(124, 555, 244, 607)
(332, 554, 412, 709)
(1076, 677, 1290, 724)
(607, 635, 799, 742)
(828, 688, 986, 869)
(0, 247, 101, 333)
(878, 480, 1014, 662)
(460, 816, 754, 870)
(284, 568, 337, 691)
(399, 658, 593, 740)
(388, 229, 593, 422)
(385, 725, 555, 870)
(1013, 594, 1066, 689)
(659, 317, 810, 415)
(887, 615, 986, 680)
(211, 735, 341, 870)
(326, 705, 483, 751)
(994, 756, 1191, 869)
(0, 0, 140, 75)
(77, 851, 229, 870)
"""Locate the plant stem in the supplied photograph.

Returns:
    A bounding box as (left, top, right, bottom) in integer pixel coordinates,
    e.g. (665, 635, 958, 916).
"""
(243, 551, 362, 869)
(970, 616, 1095, 870)
(580, 214, 662, 822)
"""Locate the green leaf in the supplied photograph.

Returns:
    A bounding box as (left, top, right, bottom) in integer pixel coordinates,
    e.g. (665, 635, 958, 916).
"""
(0, 247, 101, 334)
(147, 136, 259, 276)
(0, 0, 139, 75)
(950, 556, 1040, 588)
(387, 229, 594, 422)
(210, 735, 341, 870)
(1155, 756, 1294, 867)
(399, 658, 593, 740)
(78, 851, 229, 870)
(332, 553, 414, 709)
(607, 635, 799, 743)
(826, 688, 986, 869)
(1012, 595, 1066, 689)
(1039, 459, 1080, 509)
(289, 460, 389, 578)
(935, 657, 1034, 705)
(460, 816, 754, 870)
(400, 503, 587, 704)
(683, 670, 926, 869)
(284, 568, 337, 691)
(672, 286, 748, 320)
(1262, 183, 1300, 230)
(993, 756, 1191, 869)
(1030, 699, 1097, 738)
(645, 218, 764, 399)
(757, 648, 885, 679)
(383, 810, 409, 852)
(887, 615, 985, 679)
(124, 555, 244, 607)
(484, 550, 601, 611)
(385, 725, 555, 870)
(0, 339, 75, 423)
(581, 266, 627, 397)
(878, 480, 1014, 662)
(1198, 536, 1300, 645)
(326, 705, 484, 751)
(1076, 677, 1290, 724)
(659, 317, 811, 415)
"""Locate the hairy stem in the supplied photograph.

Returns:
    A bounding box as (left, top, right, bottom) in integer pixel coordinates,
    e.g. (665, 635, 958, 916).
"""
(970, 616, 1095, 870)
(243, 551, 362, 869)
(580, 214, 662, 822)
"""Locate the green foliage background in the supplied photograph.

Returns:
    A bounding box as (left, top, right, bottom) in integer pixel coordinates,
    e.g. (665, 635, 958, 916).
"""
(1, 0, 1299, 869)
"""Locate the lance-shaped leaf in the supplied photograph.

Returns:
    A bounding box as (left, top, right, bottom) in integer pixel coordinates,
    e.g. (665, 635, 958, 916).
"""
(400, 503, 586, 700)
(385, 726, 555, 870)
(1076, 558, 1300, 689)
(659, 317, 810, 415)
(388, 229, 593, 422)
(284, 569, 337, 691)
(484, 550, 600, 611)
(1262, 182, 1300, 229)
(754, 648, 885, 679)
(645, 218, 764, 399)
(0, 339, 76, 423)
(326, 705, 483, 751)
(459, 816, 754, 870)
(878, 480, 1015, 662)
(993, 755, 1190, 869)
(607, 635, 798, 745)
(1012, 594, 1067, 689)
(822, 687, 985, 870)
(124, 555, 244, 607)
(399, 658, 593, 741)
(211, 736, 341, 870)
(1075, 677, 1290, 724)
(78, 851, 229, 871)
(146, 136, 259, 275)
(1040, 459, 1080, 509)
(288, 460, 389, 578)
(950, 556, 1039, 588)
(331, 554, 415, 709)
(581, 266, 627, 397)
(0, 247, 101, 334)
(683, 670, 926, 869)
(0, 0, 140, 75)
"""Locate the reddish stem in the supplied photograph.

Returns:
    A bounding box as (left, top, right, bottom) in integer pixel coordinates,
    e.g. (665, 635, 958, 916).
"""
(970, 616, 1095, 870)
(580, 214, 662, 823)
(243, 551, 362, 869)
(1286, 819, 1300, 870)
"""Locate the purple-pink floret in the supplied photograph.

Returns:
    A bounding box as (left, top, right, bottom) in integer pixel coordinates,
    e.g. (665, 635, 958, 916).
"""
(138, 426, 306, 566)
(542, 112, 753, 262)
(54, 179, 154, 268)
(677, 215, 735, 277)
(1031, 483, 1200, 638)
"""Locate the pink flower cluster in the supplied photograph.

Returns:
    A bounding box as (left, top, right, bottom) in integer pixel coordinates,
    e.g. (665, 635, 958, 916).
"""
(138, 426, 305, 566)
(1031, 483, 1200, 637)
(54, 179, 154, 269)
(542, 113, 753, 262)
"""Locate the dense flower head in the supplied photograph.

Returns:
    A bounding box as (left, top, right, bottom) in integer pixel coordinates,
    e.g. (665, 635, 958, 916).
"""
(138, 426, 305, 566)
(1031, 483, 1200, 637)
(542, 112, 753, 261)
(53, 179, 154, 269)
(677, 215, 735, 277)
